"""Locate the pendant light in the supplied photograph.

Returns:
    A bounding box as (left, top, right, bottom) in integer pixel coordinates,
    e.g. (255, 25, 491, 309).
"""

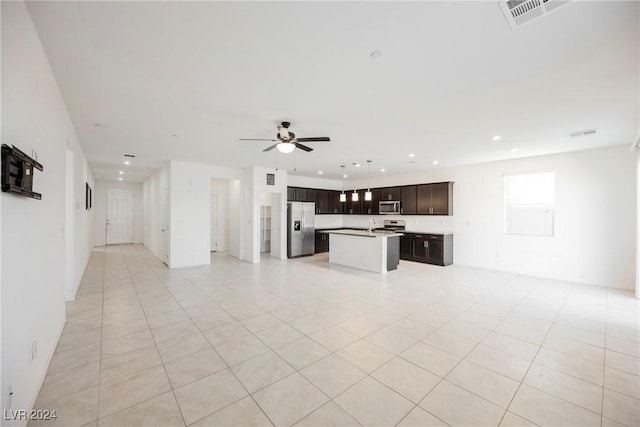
(339, 166, 346, 202)
(352, 163, 359, 202)
(365, 160, 373, 201)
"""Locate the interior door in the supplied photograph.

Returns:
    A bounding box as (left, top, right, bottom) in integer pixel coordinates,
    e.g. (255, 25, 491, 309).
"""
(210, 195, 218, 251)
(106, 188, 134, 244)
(161, 186, 169, 265)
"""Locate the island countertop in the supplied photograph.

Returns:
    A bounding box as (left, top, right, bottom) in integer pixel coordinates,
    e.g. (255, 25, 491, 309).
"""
(323, 229, 403, 238)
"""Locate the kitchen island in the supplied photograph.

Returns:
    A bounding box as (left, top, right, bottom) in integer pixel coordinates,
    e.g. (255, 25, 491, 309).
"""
(323, 229, 402, 274)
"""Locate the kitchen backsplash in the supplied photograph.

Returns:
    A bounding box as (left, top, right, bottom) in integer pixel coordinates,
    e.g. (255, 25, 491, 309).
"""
(315, 215, 343, 229)
(316, 214, 455, 233)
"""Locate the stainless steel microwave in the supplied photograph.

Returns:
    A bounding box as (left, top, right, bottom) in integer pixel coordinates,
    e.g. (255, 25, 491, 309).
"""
(379, 201, 401, 214)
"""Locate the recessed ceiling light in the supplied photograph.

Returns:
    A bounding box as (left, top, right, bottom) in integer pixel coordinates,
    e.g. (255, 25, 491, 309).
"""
(343, 174, 348, 178)
(355, 163, 360, 167)
(118, 177, 123, 181)
(370, 50, 382, 59)
(118, 171, 124, 174)
(492, 135, 502, 141)
(432, 160, 439, 165)
(510, 147, 518, 152)
(380, 168, 386, 172)
(318, 171, 323, 175)
(408, 153, 415, 158)
(124, 160, 130, 165)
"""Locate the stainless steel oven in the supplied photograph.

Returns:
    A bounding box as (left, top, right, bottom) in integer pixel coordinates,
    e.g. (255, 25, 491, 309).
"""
(379, 200, 401, 215)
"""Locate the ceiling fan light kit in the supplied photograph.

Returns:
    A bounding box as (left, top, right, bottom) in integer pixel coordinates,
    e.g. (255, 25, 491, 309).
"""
(276, 142, 295, 153)
(240, 121, 330, 154)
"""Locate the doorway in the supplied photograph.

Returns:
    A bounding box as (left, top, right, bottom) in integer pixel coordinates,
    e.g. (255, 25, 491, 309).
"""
(65, 149, 75, 299)
(106, 188, 134, 244)
(258, 191, 284, 259)
(210, 195, 218, 251)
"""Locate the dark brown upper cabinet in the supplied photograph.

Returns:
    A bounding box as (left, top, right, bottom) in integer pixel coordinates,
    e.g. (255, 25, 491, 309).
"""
(379, 187, 401, 201)
(401, 185, 417, 215)
(316, 189, 329, 214)
(417, 182, 453, 215)
(287, 186, 309, 201)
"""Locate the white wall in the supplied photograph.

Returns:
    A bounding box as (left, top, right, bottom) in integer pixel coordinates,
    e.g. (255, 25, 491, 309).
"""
(341, 145, 634, 290)
(149, 161, 241, 269)
(288, 175, 343, 190)
(250, 167, 288, 262)
(636, 149, 640, 298)
(455, 146, 635, 289)
(1, 1, 93, 421)
(94, 180, 144, 246)
(170, 162, 212, 268)
(143, 163, 170, 263)
(228, 179, 242, 259)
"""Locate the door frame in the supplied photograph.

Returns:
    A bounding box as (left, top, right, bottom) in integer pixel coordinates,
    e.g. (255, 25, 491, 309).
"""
(106, 188, 134, 245)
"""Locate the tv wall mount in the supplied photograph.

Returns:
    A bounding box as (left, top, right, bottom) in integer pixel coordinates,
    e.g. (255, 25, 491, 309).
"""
(1, 144, 44, 200)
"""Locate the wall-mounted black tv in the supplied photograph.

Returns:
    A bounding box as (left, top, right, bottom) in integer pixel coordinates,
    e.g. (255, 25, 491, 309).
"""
(1, 144, 44, 200)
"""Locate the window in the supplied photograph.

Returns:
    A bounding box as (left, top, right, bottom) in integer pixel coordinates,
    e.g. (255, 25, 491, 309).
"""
(504, 172, 555, 236)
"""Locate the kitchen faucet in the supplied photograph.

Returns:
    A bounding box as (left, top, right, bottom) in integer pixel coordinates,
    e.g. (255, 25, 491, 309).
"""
(368, 217, 376, 233)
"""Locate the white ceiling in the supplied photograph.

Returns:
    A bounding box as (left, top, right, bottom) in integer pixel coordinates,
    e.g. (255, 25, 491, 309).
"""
(26, 1, 639, 182)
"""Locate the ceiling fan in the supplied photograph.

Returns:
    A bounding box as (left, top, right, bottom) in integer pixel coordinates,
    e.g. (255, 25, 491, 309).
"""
(240, 121, 330, 153)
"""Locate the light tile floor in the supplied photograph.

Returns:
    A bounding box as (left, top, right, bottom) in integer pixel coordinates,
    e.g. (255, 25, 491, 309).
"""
(30, 244, 640, 427)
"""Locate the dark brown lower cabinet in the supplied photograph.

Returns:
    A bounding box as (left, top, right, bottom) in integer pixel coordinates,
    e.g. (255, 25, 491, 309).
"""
(399, 232, 453, 266)
(315, 231, 330, 253)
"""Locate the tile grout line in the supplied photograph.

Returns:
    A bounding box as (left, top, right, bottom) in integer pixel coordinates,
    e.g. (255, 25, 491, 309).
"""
(499, 281, 595, 426)
(92, 246, 187, 425)
(496, 281, 569, 426)
(175, 259, 279, 427)
(94, 246, 107, 424)
(49, 246, 639, 427)
(131, 245, 192, 427)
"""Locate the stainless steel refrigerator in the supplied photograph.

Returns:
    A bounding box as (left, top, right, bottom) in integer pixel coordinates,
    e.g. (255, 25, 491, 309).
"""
(287, 202, 315, 258)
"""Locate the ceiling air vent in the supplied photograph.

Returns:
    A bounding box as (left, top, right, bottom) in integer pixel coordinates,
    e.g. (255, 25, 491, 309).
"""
(569, 129, 597, 138)
(499, 0, 570, 29)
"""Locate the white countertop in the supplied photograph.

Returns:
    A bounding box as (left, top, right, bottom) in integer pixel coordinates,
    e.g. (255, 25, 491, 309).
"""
(325, 229, 403, 238)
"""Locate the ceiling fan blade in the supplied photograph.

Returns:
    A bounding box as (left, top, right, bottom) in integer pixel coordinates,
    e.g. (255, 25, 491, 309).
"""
(294, 142, 314, 152)
(263, 144, 279, 152)
(295, 137, 330, 142)
(239, 138, 278, 141)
